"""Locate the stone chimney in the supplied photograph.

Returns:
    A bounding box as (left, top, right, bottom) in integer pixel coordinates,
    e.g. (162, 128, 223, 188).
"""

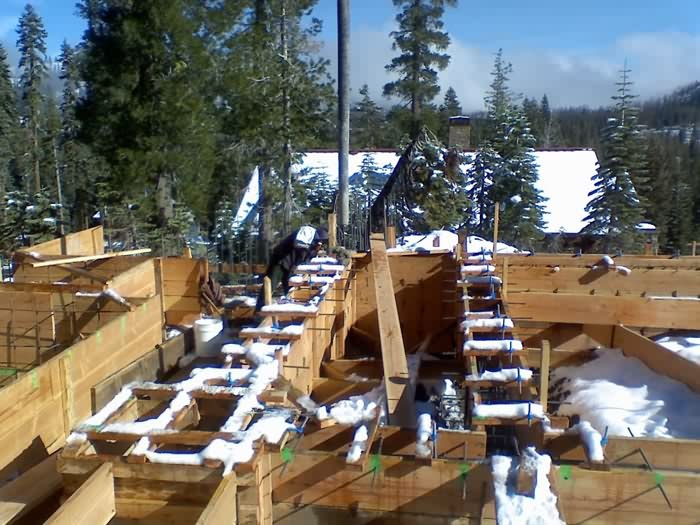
(448, 116, 470, 150)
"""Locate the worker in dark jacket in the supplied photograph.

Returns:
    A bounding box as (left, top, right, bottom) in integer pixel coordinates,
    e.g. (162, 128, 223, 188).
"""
(256, 226, 329, 310)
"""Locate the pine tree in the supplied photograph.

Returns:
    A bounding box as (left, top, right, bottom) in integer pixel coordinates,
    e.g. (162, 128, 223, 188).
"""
(582, 65, 648, 252)
(438, 86, 462, 143)
(77, 0, 218, 251)
(16, 4, 48, 194)
(0, 44, 17, 200)
(351, 85, 386, 149)
(475, 50, 545, 248)
(384, 0, 458, 138)
(467, 143, 498, 235)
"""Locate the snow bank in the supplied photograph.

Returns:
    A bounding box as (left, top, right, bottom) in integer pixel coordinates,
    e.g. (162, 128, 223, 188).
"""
(491, 448, 565, 525)
(569, 421, 605, 462)
(389, 231, 524, 255)
(551, 348, 700, 438)
(656, 334, 700, 365)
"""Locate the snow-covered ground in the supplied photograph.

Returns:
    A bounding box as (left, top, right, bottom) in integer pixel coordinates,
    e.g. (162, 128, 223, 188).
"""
(491, 448, 565, 525)
(655, 334, 700, 365)
(551, 348, 700, 439)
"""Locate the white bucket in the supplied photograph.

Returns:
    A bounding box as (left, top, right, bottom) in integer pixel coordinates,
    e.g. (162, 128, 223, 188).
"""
(194, 318, 223, 357)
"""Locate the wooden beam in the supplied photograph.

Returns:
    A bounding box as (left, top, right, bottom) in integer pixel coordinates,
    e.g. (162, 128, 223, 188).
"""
(0, 282, 106, 294)
(369, 233, 413, 427)
(0, 455, 62, 525)
(539, 339, 551, 412)
(612, 325, 700, 393)
(508, 292, 700, 330)
(29, 249, 152, 268)
(45, 463, 115, 525)
(195, 474, 237, 525)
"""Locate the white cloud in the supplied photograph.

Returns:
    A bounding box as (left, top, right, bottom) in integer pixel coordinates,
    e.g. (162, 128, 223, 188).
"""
(321, 24, 700, 111)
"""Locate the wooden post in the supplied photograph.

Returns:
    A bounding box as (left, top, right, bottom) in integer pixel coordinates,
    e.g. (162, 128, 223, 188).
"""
(540, 339, 551, 413)
(263, 277, 272, 306)
(456, 230, 466, 261)
(385, 226, 396, 249)
(493, 202, 500, 255)
(328, 213, 337, 249)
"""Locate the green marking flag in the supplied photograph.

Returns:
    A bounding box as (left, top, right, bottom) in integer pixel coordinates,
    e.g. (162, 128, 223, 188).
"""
(559, 465, 572, 481)
(654, 472, 665, 486)
(96, 330, 102, 344)
(459, 463, 470, 478)
(281, 447, 294, 464)
(30, 370, 39, 389)
(369, 454, 381, 473)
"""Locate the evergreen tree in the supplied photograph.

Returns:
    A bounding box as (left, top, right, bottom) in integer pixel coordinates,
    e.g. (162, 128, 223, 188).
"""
(384, 0, 457, 138)
(16, 4, 48, 194)
(438, 86, 462, 143)
(474, 50, 545, 248)
(77, 0, 218, 252)
(467, 143, 498, 235)
(351, 85, 386, 149)
(582, 65, 648, 252)
(0, 44, 17, 199)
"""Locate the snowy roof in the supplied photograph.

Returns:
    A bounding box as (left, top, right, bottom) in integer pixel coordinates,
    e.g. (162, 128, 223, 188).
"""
(233, 149, 599, 234)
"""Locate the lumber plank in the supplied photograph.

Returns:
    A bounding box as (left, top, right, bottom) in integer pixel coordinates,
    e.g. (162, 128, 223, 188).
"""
(611, 325, 700, 393)
(369, 234, 413, 427)
(30, 249, 152, 268)
(539, 339, 551, 412)
(17, 226, 104, 257)
(0, 454, 62, 525)
(507, 292, 700, 330)
(496, 253, 700, 269)
(45, 463, 115, 525)
(195, 473, 237, 525)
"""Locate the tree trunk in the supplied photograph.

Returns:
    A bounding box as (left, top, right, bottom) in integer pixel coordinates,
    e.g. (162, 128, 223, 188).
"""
(280, 0, 293, 234)
(33, 119, 40, 193)
(53, 140, 65, 235)
(258, 160, 272, 264)
(337, 0, 350, 228)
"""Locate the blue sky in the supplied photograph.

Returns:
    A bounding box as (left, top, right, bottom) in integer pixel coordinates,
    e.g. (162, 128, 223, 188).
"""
(0, 1, 698, 110)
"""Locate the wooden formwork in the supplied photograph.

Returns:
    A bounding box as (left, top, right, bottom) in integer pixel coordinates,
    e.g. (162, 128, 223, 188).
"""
(15, 244, 700, 524)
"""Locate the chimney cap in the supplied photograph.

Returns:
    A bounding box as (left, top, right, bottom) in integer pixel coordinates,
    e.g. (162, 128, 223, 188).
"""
(448, 116, 470, 125)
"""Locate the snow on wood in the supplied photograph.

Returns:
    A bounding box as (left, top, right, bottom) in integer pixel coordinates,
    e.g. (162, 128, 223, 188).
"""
(474, 402, 544, 420)
(289, 274, 338, 286)
(82, 387, 134, 427)
(466, 368, 533, 382)
(240, 324, 304, 337)
(462, 318, 514, 331)
(461, 264, 496, 275)
(320, 385, 386, 426)
(260, 303, 319, 314)
(295, 263, 345, 273)
(416, 413, 433, 458)
(346, 425, 369, 464)
(464, 340, 523, 352)
(467, 253, 493, 262)
(465, 310, 498, 320)
(309, 256, 339, 264)
(551, 348, 700, 438)
(492, 448, 565, 525)
(221, 342, 290, 364)
(568, 421, 605, 462)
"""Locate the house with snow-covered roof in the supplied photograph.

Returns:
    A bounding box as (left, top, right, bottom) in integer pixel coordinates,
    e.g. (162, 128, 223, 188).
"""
(233, 147, 600, 235)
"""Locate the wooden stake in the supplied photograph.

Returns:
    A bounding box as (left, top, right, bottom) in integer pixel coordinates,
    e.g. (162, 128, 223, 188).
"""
(45, 463, 115, 525)
(263, 277, 272, 306)
(328, 213, 337, 249)
(493, 202, 500, 255)
(385, 226, 396, 249)
(539, 339, 551, 413)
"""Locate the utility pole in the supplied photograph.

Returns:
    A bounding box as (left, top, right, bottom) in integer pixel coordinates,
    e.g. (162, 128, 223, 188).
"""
(337, 0, 350, 228)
